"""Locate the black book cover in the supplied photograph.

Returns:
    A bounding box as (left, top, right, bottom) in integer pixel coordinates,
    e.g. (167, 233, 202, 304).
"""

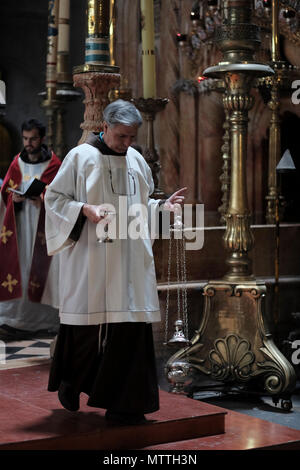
(8, 177, 46, 198)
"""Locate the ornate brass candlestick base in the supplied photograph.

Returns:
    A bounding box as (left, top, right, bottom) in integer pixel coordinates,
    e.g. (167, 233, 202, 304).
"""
(166, 280, 296, 408)
(133, 98, 169, 199)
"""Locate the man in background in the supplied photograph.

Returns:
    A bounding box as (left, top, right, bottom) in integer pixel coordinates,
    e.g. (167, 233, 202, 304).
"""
(0, 118, 61, 340)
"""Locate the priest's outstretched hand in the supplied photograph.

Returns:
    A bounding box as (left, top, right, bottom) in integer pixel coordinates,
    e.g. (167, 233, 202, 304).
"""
(163, 187, 187, 212)
(82, 188, 188, 224)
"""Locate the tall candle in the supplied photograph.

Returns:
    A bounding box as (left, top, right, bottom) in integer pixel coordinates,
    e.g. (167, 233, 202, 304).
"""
(140, 0, 156, 98)
(57, 0, 71, 83)
(271, 0, 279, 62)
(109, 0, 116, 66)
(58, 0, 70, 54)
(86, 0, 110, 66)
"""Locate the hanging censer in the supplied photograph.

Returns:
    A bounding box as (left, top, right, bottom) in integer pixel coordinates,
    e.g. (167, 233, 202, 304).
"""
(164, 206, 190, 347)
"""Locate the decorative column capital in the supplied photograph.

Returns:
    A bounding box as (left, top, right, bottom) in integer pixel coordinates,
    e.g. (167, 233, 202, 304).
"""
(73, 72, 120, 144)
(72, 0, 121, 144)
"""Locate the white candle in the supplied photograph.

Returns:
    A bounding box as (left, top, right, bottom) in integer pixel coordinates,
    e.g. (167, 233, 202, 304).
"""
(58, 0, 70, 54)
(140, 0, 156, 98)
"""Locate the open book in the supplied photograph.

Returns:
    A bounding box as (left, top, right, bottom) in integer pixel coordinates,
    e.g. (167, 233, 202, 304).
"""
(8, 177, 46, 198)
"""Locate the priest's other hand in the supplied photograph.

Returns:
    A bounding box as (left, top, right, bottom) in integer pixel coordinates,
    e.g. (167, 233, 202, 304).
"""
(83, 204, 116, 224)
(163, 187, 187, 212)
(12, 193, 25, 203)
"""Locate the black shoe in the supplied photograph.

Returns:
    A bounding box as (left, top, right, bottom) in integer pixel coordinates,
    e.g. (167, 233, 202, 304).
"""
(105, 410, 146, 425)
(58, 383, 80, 412)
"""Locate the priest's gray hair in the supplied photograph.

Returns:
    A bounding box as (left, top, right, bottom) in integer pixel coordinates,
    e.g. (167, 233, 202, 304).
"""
(103, 99, 143, 128)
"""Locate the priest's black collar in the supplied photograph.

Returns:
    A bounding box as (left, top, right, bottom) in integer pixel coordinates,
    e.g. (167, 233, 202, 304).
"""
(20, 144, 52, 164)
(85, 132, 127, 157)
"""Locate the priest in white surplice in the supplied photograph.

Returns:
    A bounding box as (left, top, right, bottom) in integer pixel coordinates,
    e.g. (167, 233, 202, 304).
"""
(45, 100, 186, 424)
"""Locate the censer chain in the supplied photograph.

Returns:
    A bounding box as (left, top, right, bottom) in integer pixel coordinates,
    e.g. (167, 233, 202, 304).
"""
(164, 223, 189, 344)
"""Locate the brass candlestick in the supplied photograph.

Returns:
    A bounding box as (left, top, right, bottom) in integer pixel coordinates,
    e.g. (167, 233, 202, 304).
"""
(265, 0, 286, 224)
(165, 0, 296, 409)
(133, 97, 169, 198)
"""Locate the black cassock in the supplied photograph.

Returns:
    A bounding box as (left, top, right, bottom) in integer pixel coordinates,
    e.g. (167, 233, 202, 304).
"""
(48, 322, 159, 414)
